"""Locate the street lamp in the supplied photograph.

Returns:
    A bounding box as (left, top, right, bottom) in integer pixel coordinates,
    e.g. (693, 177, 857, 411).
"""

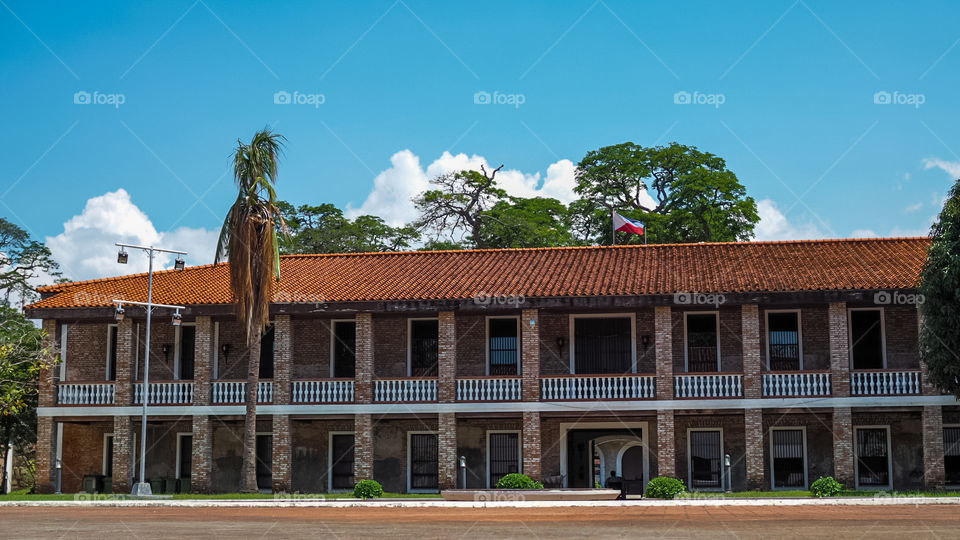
(114, 242, 187, 497)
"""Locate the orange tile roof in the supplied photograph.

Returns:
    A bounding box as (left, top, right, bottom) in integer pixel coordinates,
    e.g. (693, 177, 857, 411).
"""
(25, 237, 931, 312)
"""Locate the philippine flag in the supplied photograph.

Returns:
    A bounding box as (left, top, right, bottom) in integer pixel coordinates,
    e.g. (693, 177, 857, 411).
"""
(612, 211, 645, 235)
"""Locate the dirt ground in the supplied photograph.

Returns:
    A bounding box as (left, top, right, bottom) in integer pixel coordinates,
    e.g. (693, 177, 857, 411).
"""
(1, 504, 959, 539)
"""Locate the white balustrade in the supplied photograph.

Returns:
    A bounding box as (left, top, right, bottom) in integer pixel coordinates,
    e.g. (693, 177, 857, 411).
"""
(674, 373, 743, 398)
(374, 378, 438, 402)
(134, 382, 193, 404)
(763, 372, 832, 397)
(57, 383, 115, 405)
(258, 381, 273, 403)
(457, 378, 522, 401)
(540, 375, 656, 401)
(212, 381, 274, 403)
(852, 370, 921, 395)
(293, 379, 355, 403)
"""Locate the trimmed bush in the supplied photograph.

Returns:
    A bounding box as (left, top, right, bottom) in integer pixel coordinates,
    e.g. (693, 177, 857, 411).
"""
(645, 476, 687, 500)
(495, 473, 544, 490)
(810, 476, 843, 498)
(353, 479, 384, 499)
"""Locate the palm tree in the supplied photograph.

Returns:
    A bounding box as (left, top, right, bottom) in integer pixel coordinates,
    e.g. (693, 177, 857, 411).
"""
(215, 128, 286, 493)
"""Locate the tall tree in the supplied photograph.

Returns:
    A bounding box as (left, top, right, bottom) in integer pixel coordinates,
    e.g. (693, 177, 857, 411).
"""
(475, 197, 575, 248)
(277, 202, 418, 254)
(0, 219, 62, 307)
(574, 142, 759, 244)
(413, 164, 506, 248)
(215, 129, 286, 493)
(919, 178, 960, 397)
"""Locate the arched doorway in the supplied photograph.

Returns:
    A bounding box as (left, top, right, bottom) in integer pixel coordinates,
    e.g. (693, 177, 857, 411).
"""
(619, 445, 645, 484)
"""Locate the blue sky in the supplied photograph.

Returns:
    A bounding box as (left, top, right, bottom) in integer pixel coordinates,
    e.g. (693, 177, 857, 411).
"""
(2, 0, 959, 280)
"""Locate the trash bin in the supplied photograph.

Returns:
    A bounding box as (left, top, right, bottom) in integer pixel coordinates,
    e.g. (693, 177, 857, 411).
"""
(163, 477, 177, 494)
(178, 478, 191, 494)
(148, 477, 165, 493)
(82, 474, 104, 493)
(103, 477, 113, 494)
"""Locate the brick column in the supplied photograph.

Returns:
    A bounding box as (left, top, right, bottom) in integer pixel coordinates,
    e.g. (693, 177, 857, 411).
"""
(922, 406, 946, 490)
(272, 415, 292, 492)
(354, 414, 373, 480)
(832, 407, 854, 488)
(521, 309, 540, 402)
(39, 320, 58, 408)
(193, 316, 213, 406)
(655, 306, 673, 400)
(828, 302, 850, 397)
(355, 314, 373, 404)
(438, 413, 457, 489)
(522, 412, 541, 481)
(438, 312, 456, 403)
(656, 409, 676, 478)
(34, 417, 57, 493)
(744, 409, 765, 489)
(273, 315, 292, 405)
(115, 318, 134, 406)
(112, 416, 134, 493)
(190, 415, 212, 493)
(742, 305, 763, 399)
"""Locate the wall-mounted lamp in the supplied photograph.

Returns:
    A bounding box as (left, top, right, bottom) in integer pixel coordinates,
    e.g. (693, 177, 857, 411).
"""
(161, 344, 171, 361)
(556, 336, 565, 352)
(641, 335, 651, 349)
(528, 318, 536, 328)
(171, 311, 182, 326)
(114, 305, 125, 322)
(220, 343, 230, 361)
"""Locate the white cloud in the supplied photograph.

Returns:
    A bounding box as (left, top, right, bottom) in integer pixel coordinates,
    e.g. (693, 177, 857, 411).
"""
(850, 229, 878, 238)
(753, 199, 825, 241)
(923, 158, 960, 179)
(46, 189, 218, 281)
(904, 202, 923, 213)
(346, 150, 657, 227)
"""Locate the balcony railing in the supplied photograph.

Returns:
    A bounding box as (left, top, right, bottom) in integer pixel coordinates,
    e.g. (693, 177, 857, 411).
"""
(763, 371, 832, 397)
(541, 374, 656, 401)
(456, 377, 522, 401)
(292, 379, 355, 403)
(57, 382, 115, 405)
(675, 373, 743, 398)
(212, 380, 274, 404)
(134, 382, 194, 405)
(374, 378, 438, 402)
(852, 370, 921, 396)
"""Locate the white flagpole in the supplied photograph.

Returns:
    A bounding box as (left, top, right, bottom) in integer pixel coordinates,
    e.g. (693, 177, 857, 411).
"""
(610, 208, 616, 246)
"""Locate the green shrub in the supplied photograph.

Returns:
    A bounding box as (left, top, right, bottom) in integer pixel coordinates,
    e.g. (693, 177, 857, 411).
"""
(353, 479, 384, 499)
(810, 476, 843, 498)
(495, 473, 544, 490)
(645, 476, 687, 499)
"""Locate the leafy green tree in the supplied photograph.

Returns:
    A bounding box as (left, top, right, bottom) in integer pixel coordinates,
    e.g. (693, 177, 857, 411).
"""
(574, 142, 759, 244)
(418, 239, 466, 251)
(413, 164, 507, 248)
(919, 178, 960, 397)
(476, 197, 575, 248)
(0, 219, 62, 307)
(277, 202, 418, 254)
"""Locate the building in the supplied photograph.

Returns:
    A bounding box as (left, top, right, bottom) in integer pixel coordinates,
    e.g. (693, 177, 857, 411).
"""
(26, 237, 960, 494)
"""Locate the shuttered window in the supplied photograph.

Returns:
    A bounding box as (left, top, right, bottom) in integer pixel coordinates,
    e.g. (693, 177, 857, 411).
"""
(409, 433, 439, 491)
(489, 432, 520, 487)
(178, 326, 195, 380)
(259, 326, 275, 379)
(178, 435, 193, 479)
(771, 429, 805, 488)
(856, 428, 890, 487)
(850, 310, 884, 370)
(332, 321, 356, 378)
(330, 434, 355, 490)
(686, 314, 719, 372)
(410, 320, 439, 377)
(573, 317, 632, 374)
(767, 312, 800, 371)
(945, 427, 960, 485)
(107, 326, 118, 381)
(489, 319, 519, 376)
(689, 430, 722, 489)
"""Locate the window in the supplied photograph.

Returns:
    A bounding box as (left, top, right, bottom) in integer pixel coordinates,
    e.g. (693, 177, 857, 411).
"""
(408, 432, 439, 492)
(103, 434, 114, 477)
(855, 427, 891, 489)
(106, 325, 118, 381)
(488, 432, 520, 488)
(256, 433, 272, 491)
(488, 318, 519, 376)
(572, 316, 634, 374)
(767, 311, 801, 371)
(688, 429, 723, 490)
(175, 325, 196, 380)
(945, 427, 960, 486)
(685, 313, 719, 372)
(770, 428, 807, 489)
(409, 319, 439, 377)
(329, 433, 355, 491)
(259, 326, 275, 379)
(176, 433, 193, 479)
(331, 321, 356, 378)
(850, 309, 885, 370)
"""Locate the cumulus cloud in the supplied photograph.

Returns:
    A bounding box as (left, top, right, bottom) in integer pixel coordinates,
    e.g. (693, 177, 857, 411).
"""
(923, 158, 960, 179)
(46, 189, 218, 281)
(753, 199, 825, 241)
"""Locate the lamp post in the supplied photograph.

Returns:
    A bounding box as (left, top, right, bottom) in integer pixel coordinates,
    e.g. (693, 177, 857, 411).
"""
(114, 242, 187, 497)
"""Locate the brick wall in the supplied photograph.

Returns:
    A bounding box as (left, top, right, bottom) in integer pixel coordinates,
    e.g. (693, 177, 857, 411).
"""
(832, 407, 854, 487)
(60, 420, 113, 493)
(762, 412, 835, 488)
(354, 414, 373, 482)
(355, 314, 373, 403)
(39, 320, 58, 408)
(801, 306, 830, 370)
(522, 411, 541, 481)
(272, 414, 292, 492)
(273, 315, 292, 405)
(657, 409, 676, 477)
(372, 315, 407, 378)
(34, 417, 56, 493)
(719, 306, 744, 372)
(885, 306, 920, 369)
(64, 323, 108, 381)
(112, 415, 133, 493)
(438, 312, 455, 403)
(191, 415, 212, 493)
(742, 305, 762, 398)
(292, 317, 332, 379)
(455, 313, 487, 377)
(521, 309, 540, 401)
(193, 317, 212, 406)
(134, 320, 178, 381)
(829, 303, 850, 397)
(438, 413, 457, 488)
(852, 410, 924, 490)
(455, 417, 523, 488)
(290, 419, 354, 493)
(636, 309, 656, 373)
(674, 413, 747, 491)
(922, 406, 945, 490)
(369, 417, 439, 493)
(744, 408, 764, 489)
(537, 311, 568, 375)
(214, 319, 251, 380)
(655, 306, 673, 400)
